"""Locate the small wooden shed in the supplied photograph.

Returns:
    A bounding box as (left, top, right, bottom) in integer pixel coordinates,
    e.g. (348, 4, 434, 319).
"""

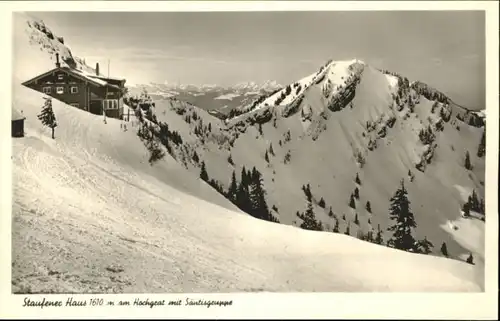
(12, 108, 26, 138)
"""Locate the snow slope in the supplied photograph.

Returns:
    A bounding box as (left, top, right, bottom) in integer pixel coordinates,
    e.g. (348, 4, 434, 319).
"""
(151, 58, 486, 279)
(11, 12, 485, 293)
(11, 84, 483, 292)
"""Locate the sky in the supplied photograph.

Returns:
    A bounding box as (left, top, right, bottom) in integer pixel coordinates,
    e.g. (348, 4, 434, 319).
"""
(30, 11, 485, 109)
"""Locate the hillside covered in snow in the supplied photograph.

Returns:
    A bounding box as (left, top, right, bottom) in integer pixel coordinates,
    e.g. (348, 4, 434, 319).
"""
(11, 12, 486, 293)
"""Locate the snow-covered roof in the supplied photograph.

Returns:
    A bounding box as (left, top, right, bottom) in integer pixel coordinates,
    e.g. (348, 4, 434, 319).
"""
(22, 66, 124, 90)
(89, 73, 126, 82)
(12, 107, 25, 121)
(71, 68, 109, 86)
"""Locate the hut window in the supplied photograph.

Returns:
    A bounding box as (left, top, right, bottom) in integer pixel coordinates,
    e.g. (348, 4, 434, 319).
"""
(56, 87, 64, 94)
(42, 87, 51, 94)
(57, 74, 64, 80)
(103, 99, 118, 110)
(70, 86, 78, 94)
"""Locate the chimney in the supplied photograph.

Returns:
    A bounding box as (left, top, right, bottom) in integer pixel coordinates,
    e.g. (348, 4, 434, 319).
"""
(55, 53, 60, 68)
(96, 63, 100, 76)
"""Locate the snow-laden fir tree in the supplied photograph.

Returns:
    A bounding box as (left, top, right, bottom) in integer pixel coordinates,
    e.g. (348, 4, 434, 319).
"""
(462, 202, 471, 217)
(249, 167, 271, 221)
(297, 201, 323, 231)
(344, 222, 351, 235)
(466, 253, 474, 265)
(318, 197, 326, 208)
(387, 179, 418, 252)
(477, 128, 485, 158)
(227, 170, 238, 203)
(333, 218, 339, 233)
(354, 187, 360, 199)
(147, 139, 165, 165)
(464, 150, 473, 170)
(355, 173, 361, 185)
(192, 151, 199, 163)
(200, 161, 209, 182)
(365, 201, 372, 213)
(416, 237, 434, 254)
(440, 242, 449, 257)
(38, 97, 57, 139)
(375, 224, 384, 245)
(349, 193, 356, 209)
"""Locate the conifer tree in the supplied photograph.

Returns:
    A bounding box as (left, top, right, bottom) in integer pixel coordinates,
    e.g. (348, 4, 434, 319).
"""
(265, 150, 269, 163)
(318, 197, 326, 208)
(477, 129, 485, 158)
(466, 253, 474, 264)
(192, 151, 199, 163)
(249, 169, 271, 221)
(328, 207, 334, 217)
(387, 180, 418, 252)
(228, 154, 234, 165)
(333, 218, 340, 233)
(344, 222, 350, 235)
(365, 230, 374, 243)
(375, 224, 384, 245)
(269, 143, 275, 156)
(462, 202, 470, 217)
(200, 161, 209, 182)
(354, 213, 359, 225)
(365, 201, 372, 213)
(147, 139, 165, 165)
(298, 201, 323, 231)
(349, 193, 356, 209)
(38, 97, 57, 139)
(227, 170, 238, 203)
(302, 184, 312, 202)
(464, 151, 472, 170)
(354, 187, 360, 199)
(236, 174, 251, 214)
(440, 242, 449, 257)
(355, 173, 361, 185)
(416, 237, 434, 254)
(470, 189, 480, 211)
(241, 166, 248, 186)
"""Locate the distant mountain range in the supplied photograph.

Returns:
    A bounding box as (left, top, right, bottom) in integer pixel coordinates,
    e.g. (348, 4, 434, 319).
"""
(126, 80, 283, 114)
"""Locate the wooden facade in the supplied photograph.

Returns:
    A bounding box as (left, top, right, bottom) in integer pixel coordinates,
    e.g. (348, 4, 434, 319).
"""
(22, 62, 126, 120)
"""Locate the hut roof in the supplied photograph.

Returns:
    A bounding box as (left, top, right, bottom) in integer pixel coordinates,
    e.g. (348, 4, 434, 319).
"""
(12, 107, 26, 121)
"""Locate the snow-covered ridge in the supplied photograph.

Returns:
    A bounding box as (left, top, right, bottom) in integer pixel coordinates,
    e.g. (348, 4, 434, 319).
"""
(226, 58, 366, 122)
(23, 14, 95, 75)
